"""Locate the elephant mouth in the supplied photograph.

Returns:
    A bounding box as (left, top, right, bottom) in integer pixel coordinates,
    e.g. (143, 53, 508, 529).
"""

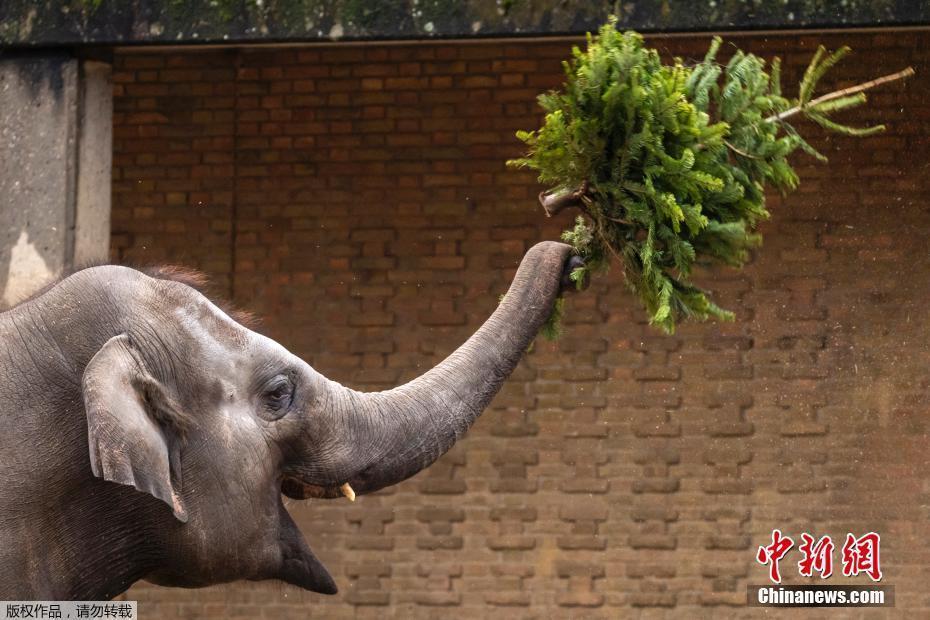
(281, 475, 353, 500)
(276, 498, 338, 595)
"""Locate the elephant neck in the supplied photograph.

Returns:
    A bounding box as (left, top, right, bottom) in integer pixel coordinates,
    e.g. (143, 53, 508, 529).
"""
(35, 485, 170, 599)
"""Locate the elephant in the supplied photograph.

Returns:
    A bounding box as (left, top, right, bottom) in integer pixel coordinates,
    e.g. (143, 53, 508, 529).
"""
(0, 241, 580, 600)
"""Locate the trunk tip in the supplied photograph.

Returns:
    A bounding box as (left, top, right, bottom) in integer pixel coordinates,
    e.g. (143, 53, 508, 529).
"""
(560, 255, 588, 294)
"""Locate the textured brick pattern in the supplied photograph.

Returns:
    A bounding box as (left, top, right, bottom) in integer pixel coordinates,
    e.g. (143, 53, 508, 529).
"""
(112, 31, 930, 617)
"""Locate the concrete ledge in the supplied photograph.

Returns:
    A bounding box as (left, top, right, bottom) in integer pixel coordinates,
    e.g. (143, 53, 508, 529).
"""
(1, 1, 929, 47)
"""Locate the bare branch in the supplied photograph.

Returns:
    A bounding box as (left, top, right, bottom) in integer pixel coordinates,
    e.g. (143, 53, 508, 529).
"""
(766, 67, 915, 123)
(724, 140, 760, 160)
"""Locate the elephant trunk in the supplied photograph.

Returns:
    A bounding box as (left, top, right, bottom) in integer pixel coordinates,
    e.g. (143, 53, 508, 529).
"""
(338, 240, 574, 495)
(282, 241, 576, 500)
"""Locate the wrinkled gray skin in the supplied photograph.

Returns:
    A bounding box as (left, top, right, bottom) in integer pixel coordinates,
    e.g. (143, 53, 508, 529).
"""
(0, 241, 575, 600)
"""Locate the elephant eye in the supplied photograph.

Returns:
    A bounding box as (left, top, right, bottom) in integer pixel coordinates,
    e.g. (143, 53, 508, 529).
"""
(263, 375, 294, 415)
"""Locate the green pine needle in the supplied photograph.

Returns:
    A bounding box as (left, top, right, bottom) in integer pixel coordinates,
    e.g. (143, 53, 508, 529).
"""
(540, 297, 565, 341)
(511, 18, 901, 334)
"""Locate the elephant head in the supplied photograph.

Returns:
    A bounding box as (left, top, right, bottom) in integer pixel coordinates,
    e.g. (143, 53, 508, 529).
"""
(0, 241, 578, 598)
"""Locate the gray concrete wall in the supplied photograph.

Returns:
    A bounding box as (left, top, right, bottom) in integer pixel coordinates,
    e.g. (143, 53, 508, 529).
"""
(2, 1, 929, 47)
(74, 60, 112, 268)
(0, 53, 111, 308)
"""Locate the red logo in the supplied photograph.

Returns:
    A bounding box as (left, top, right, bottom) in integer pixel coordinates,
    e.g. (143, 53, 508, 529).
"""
(842, 532, 882, 582)
(798, 534, 834, 579)
(757, 531, 881, 583)
(756, 529, 794, 584)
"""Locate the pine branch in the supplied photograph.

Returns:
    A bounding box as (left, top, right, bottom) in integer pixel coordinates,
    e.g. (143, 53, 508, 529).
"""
(512, 21, 911, 334)
(766, 67, 915, 123)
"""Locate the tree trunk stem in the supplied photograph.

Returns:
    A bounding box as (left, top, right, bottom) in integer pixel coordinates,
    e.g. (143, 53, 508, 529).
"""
(766, 66, 914, 123)
(539, 181, 590, 217)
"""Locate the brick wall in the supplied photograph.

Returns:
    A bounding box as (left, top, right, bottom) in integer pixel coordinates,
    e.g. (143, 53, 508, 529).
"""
(111, 30, 930, 617)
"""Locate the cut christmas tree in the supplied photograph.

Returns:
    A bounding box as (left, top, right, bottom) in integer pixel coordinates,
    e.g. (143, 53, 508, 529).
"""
(510, 18, 913, 334)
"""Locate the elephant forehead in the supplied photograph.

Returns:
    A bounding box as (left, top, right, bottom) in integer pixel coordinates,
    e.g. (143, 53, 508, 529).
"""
(170, 289, 250, 349)
(168, 294, 256, 375)
(167, 289, 301, 383)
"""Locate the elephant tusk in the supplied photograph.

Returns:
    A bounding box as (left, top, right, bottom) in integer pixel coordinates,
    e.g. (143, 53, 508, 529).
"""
(340, 483, 356, 502)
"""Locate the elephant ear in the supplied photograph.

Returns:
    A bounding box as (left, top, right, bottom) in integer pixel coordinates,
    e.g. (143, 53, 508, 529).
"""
(82, 334, 190, 523)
